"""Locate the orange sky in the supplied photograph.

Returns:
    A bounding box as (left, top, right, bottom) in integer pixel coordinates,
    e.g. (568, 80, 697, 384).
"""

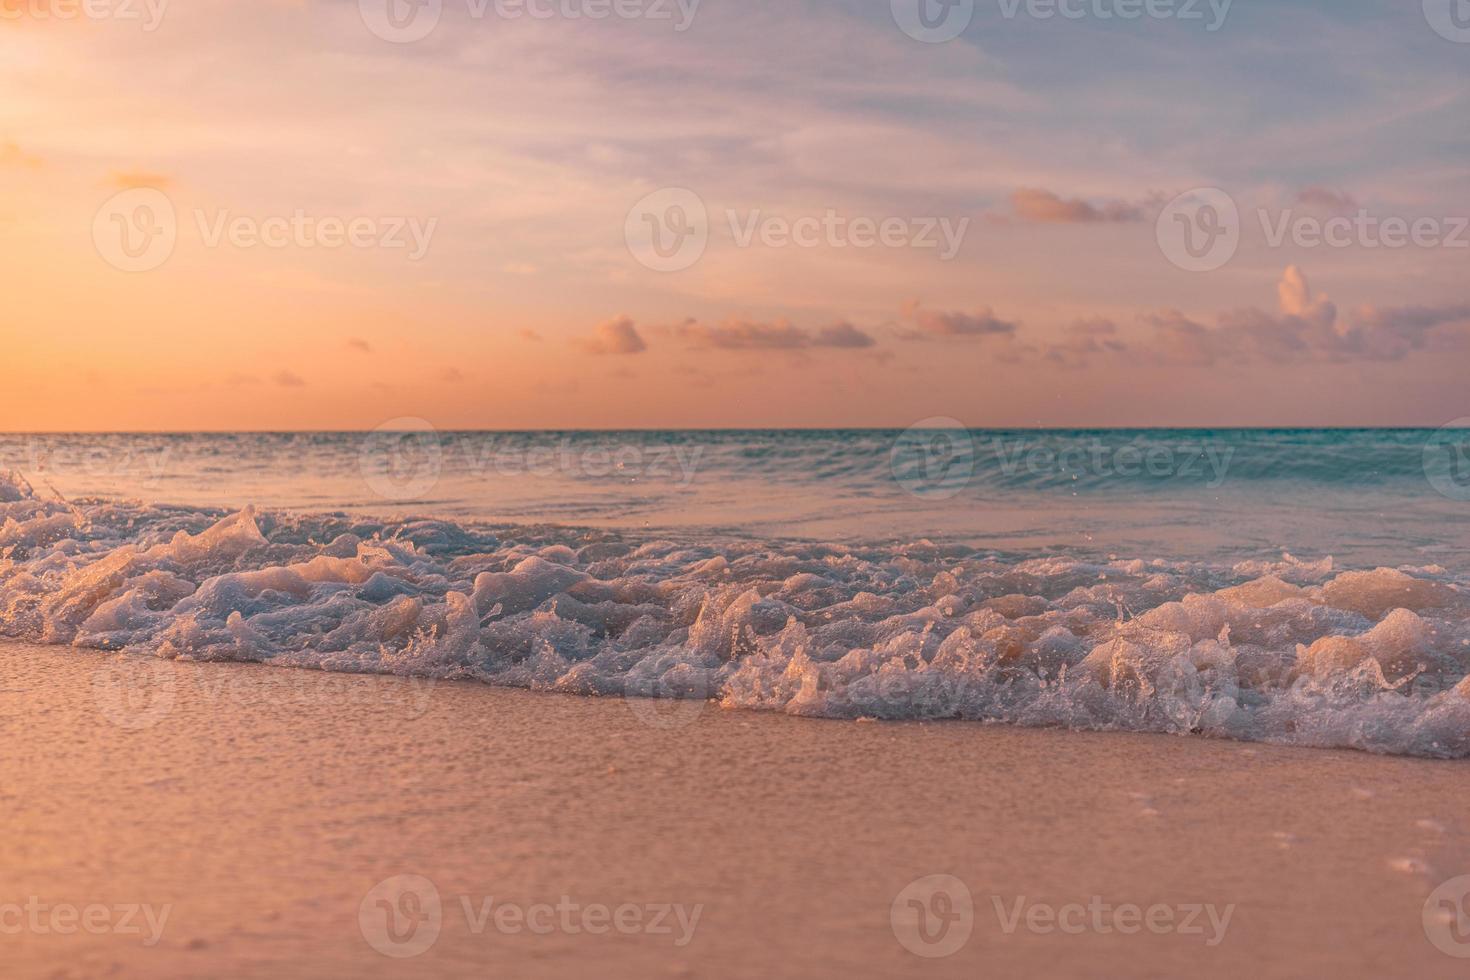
(3, 0, 1469, 430)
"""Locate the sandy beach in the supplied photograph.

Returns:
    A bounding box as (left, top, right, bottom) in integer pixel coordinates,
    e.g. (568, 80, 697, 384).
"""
(2, 641, 1465, 979)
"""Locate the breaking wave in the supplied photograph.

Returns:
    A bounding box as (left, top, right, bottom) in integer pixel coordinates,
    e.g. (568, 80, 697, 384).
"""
(2, 470, 1468, 758)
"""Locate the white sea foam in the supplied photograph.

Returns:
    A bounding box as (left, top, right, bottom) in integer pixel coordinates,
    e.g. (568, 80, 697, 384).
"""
(2, 471, 1468, 757)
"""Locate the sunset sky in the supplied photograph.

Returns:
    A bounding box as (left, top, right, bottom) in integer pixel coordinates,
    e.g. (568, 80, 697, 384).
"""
(2, 0, 1468, 430)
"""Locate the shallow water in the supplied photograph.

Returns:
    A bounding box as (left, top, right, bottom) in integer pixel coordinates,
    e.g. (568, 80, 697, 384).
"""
(1, 430, 1469, 757)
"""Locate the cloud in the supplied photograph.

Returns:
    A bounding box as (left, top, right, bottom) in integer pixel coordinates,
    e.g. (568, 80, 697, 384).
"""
(1295, 187, 1358, 212)
(346, 338, 372, 354)
(673, 317, 877, 350)
(0, 142, 42, 170)
(584, 269, 1464, 374)
(110, 171, 172, 189)
(814, 322, 877, 349)
(1010, 188, 1146, 224)
(1355, 303, 1470, 334)
(1275, 265, 1339, 333)
(1006, 268, 1470, 370)
(1042, 317, 1128, 368)
(518, 329, 543, 342)
(675, 318, 806, 350)
(1133, 267, 1470, 367)
(901, 301, 1018, 340)
(272, 370, 307, 387)
(437, 367, 466, 382)
(1350, 302, 1470, 357)
(1137, 310, 1228, 368)
(576, 315, 647, 355)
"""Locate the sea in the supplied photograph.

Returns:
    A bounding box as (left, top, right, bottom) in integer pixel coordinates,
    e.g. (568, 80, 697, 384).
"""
(2, 428, 1468, 756)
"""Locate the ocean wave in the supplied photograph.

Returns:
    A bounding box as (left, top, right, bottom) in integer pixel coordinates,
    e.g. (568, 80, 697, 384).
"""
(2, 469, 1468, 758)
(6, 428, 1455, 496)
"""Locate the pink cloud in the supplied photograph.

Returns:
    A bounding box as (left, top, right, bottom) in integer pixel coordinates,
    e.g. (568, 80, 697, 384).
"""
(576, 315, 647, 355)
(901, 301, 1018, 340)
(1042, 318, 1127, 368)
(1133, 268, 1470, 367)
(1000, 268, 1470, 370)
(1010, 188, 1146, 224)
(673, 318, 876, 351)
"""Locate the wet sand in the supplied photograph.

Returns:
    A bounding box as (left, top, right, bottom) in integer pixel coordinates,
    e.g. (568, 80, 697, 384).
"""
(1, 642, 1466, 979)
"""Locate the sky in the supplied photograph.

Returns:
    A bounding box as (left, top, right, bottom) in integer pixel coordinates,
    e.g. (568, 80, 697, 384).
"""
(2, 0, 1468, 430)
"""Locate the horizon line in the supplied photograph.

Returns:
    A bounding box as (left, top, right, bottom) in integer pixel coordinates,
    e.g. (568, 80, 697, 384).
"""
(2, 425, 1465, 436)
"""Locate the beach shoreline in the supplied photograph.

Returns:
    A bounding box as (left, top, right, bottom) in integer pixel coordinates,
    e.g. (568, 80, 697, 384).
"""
(2, 642, 1466, 978)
